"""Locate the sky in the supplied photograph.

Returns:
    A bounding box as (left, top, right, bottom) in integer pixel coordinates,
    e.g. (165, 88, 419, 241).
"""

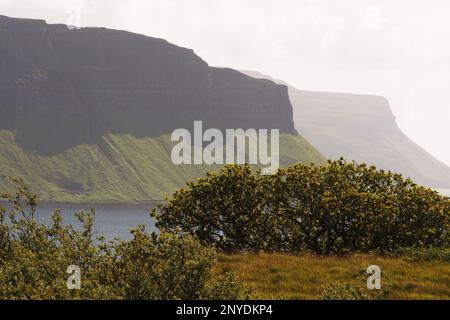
(1, 0, 449, 167)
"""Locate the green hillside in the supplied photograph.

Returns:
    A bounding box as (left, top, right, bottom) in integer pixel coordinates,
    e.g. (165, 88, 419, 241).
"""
(0, 130, 325, 204)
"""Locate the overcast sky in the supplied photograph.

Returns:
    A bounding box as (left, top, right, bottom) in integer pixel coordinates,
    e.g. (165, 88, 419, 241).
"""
(1, 0, 449, 167)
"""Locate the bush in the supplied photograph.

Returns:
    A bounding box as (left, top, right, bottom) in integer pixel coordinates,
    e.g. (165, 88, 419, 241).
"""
(320, 270, 394, 300)
(0, 178, 245, 300)
(152, 160, 450, 254)
(152, 165, 279, 252)
(393, 247, 450, 263)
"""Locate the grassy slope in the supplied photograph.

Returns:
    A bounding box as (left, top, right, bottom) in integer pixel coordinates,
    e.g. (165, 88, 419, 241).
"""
(0, 130, 325, 203)
(217, 253, 450, 300)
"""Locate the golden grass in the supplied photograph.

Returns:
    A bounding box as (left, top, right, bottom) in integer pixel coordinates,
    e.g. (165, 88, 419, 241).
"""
(216, 253, 450, 300)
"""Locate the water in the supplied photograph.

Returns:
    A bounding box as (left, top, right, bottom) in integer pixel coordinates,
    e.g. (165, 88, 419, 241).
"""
(35, 204, 158, 240)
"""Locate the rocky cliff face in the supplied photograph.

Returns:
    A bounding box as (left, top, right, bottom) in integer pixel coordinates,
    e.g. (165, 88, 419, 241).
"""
(242, 70, 450, 189)
(0, 16, 296, 155)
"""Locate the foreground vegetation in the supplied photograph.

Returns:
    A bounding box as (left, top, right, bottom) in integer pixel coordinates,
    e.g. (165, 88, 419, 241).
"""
(1, 159, 449, 300)
(153, 160, 450, 254)
(217, 252, 450, 300)
(0, 179, 246, 299)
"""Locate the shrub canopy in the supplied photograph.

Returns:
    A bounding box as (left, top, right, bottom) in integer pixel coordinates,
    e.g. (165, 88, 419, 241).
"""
(0, 178, 245, 299)
(152, 159, 450, 254)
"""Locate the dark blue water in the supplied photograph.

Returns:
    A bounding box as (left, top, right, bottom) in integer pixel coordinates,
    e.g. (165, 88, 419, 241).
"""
(35, 204, 158, 240)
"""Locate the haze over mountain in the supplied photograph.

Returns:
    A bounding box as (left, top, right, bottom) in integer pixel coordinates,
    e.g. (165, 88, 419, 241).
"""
(0, 16, 324, 203)
(242, 70, 450, 189)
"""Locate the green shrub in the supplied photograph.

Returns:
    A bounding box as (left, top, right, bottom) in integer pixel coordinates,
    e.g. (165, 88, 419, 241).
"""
(394, 247, 450, 263)
(152, 160, 450, 254)
(152, 165, 279, 252)
(0, 178, 245, 300)
(320, 270, 394, 300)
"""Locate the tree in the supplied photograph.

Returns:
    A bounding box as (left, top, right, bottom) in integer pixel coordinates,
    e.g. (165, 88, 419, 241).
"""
(153, 160, 450, 254)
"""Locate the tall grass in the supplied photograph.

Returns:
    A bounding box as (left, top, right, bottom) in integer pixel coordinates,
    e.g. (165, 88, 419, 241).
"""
(216, 252, 450, 300)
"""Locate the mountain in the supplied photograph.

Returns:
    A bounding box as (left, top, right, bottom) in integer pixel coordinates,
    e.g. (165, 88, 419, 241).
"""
(242, 70, 450, 189)
(0, 16, 325, 203)
(0, 15, 298, 155)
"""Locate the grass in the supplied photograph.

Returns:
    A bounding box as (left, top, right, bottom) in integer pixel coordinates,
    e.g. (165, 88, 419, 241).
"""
(0, 130, 325, 203)
(216, 253, 450, 300)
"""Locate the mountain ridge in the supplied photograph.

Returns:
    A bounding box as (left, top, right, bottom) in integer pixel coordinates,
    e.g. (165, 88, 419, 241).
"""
(0, 15, 297, 155)
(241, 70, 450, 188)
(0, 16, 324, 203)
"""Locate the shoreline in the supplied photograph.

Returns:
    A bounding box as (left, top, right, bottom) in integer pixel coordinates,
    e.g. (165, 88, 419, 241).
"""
(2, 188, 447, 208)
(0, 199, 164, 208)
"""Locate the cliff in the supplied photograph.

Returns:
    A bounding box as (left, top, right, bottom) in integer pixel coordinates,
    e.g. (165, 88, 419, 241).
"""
(242, 70, 450, 189)
(0, 15, 296, 155)
(0, 16, 324, 203)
